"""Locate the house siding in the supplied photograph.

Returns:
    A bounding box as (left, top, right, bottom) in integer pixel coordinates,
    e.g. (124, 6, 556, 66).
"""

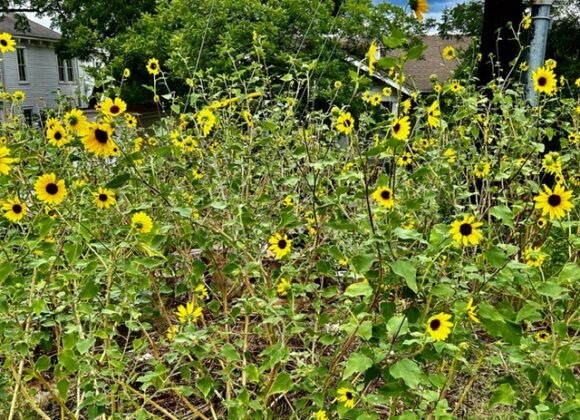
(2, 40, 83, 116)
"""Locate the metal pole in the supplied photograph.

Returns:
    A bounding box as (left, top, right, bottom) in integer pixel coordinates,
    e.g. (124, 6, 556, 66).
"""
(526, 0, 554, 106)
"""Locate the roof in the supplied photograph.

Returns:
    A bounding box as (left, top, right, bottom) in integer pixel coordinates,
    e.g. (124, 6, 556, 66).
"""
(401, 35, 472, 92)
(0, 13, 60, 41)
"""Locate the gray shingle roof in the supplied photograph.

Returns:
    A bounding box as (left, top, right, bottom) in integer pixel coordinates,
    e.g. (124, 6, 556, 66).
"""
(0, 13, 60, 41)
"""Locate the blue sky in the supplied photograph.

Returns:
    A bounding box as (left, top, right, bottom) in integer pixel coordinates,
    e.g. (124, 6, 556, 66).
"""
(376, 0, 464, 21)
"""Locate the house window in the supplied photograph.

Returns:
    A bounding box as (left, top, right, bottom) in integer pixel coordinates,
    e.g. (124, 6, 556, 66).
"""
(57, 56, 75, 82)
(57, 56, 66, 82)
(66, 59, 74, 81)
(17, 48, 27, 81)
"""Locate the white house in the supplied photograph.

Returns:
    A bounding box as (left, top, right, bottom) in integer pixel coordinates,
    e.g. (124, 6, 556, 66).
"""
(0, 14, 90, 122)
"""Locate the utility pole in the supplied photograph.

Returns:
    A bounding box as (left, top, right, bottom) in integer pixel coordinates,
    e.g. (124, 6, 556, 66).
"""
(526, 0, 554, 106)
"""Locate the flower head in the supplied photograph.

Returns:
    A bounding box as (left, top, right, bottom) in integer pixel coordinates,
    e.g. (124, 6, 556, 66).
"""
(268, 233, 292, 259)
(123, 68, 131, 78)
(465, 298, 479, 323)
(336, 112, 355, 135)
(427, 100, 440, 128)
(175, 301, 203, 324)
(535, 330, 550, 342)
(34, 173, 67, 205)
(372, 186, 395, 209)
(442, 46, 456, 60)
(64, 109, 88, 133)
(367, 40, 378, 75)
(0, 146, 19, 175)
(473, 161, 491, 178)
(522, 14, 532, 30)
(409, 0, 429, 21)
(449, 215, 483, 247)
(101, 97, 127, 118)
(397, 152, 413, 167)
(336, 387, 356, 409)
(131, 212, 153, 233)
(2, 197, 27, 223)
(277, 278, 291, 297)
(197, 108, 216, 137)
(532, 66, 557, 96)
(82, 122, 117, 157)
(46, 124, 71, 147)
(426, 312, 453, 341)
(524, 246, 547, 267)
(0, 32, 16, 53)
(391, 116, 411, 141)
(541, 152, 561, 175)
(534, 184, 574, 220)
(92, 187, 116, 209)
(146, 58, 160, 76)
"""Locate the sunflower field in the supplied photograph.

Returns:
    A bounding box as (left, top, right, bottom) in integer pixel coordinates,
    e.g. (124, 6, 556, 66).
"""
(0, 21, 579, 420)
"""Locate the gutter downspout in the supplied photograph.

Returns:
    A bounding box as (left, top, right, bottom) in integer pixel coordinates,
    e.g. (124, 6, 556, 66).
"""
(526, 0, 554, 106)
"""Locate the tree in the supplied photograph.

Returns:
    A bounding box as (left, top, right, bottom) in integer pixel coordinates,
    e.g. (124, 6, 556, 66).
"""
(438, 0, 483, 38)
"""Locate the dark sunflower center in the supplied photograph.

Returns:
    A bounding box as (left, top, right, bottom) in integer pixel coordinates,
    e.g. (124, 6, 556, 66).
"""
(12, 204, 22, 213)
(345, 391, 353, 400)
(381, 190, 390, 200)
(150, 63, 157, 69)
(95, 129, 109, 144)
(0, 40, 7, 46)
(393, 123, 400, 133)
(548, 194, 561, 206)
(110, 105, 120, 114)
(69, 116, 78, 125)
(538, 77, 546, 86)
(277, 239, 287, 249)
(46, 183, 59, 195)
(54, 131, 62, 140)
(344, 119, 351, 127)
(430, 319, 441, 330)
(98, 194, 108, 202)
(540, 332, 547, 338)
(459, 223, 473, 236)
(135, 222, 143, 229)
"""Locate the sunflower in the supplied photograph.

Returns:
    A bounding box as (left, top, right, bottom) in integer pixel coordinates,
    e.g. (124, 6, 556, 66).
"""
(519, 61, 529, 72)
(276, 278, 291, 297)
(336, 112, 355, 135)
(532, 66, 557, 95)
(46, 124, 71, 147)
(0, 146, 19, 175)
(101, 97, 127, 118)
(397, 152, 413, 167)
(442, 46, 456, 60)
(535, 330, 550, 342)
(123, 68, 131, 78)
(541, 152, 561, 175)
(382, 87, 392, 97)
(426, 312, 453, 341)
(315, 410, 328, 420)
(34, 173, 67, 205)
(2, 197, 27, 223)
(449, 80, 463, 94)
(444, 148, 456, 163)
(45, 117, 60, 130)
(166, 325, 179, 341)
(534, 184, 574, 220)
(196, 108, 216, 137)
(427, 100, 440, 127)
(370, 93, 382, 106)
(175, 301, 203, 324)
(391, 116, 411, 141)
(92, 187, 116, 209)
(449, 215, 483, 247)
(537, 217, 547, 228)
(195, 283, 209, 300)
(524, 246, 546, 267)
(82, 122, 117, 157)
(409, 0, 429, 21)
(371, 186, 395, 209)
(63, 109, 88, 134)
(336, 387, 356, 409)
(11, 90, 26, 103)
(146, 58, 160, 76)
(124, 113, 137, 128)
(131, 212, 153, 233)
(401, 98, 412, 114)
(522, 14, 532, 30)
(268, 232, 292, 259)
(242, 110, 254, 127)
(545, 58, 557, 70)
(361, 90, 371, 103)
(192, 168, 204, 180)
(367, 40, 378, 75)
(569, 133, 579, 144)
(0, 32, 16, 53)
(334, 80, 343, 89)
(465, 298, 479, 323)
(473, 161, 491, 178)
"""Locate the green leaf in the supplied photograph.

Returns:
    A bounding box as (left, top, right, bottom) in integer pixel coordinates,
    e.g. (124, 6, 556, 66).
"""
(515, 303, 542, 323)
(389, 260, 417, 293)
(196, 376, 214, 398)
(489, 383, 514, 406)
(268, 372, 293, 395)
(351, 254, 375, 274)
(390, 359, 424, 389)
(76, 337, 96, 355)
(406, 43, 426, 60)
(478, 303, 505, 323)
(0, 262, 16, 282)
(558, 263, 580, 283)
(64, 243, 83, 265)
(105, 173, 131, 189)
(35, 355, 51, 372)
(57, 379, 70, 400)
(490, 205, 514, 228)
(80, 280, 99, 299)
(558, 346, 579, 367)
(343, 353, 373, 380)
(485, 246, 508, 268)
(220, 343, 241, 362)
(378, 57, 397, 70)
(537, 282, 566, 299)
(344, 281, 373, 298)
(545, 365, 561, 387)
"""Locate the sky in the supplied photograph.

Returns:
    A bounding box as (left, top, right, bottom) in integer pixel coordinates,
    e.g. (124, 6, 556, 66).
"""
(25, 0, 464, 32)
